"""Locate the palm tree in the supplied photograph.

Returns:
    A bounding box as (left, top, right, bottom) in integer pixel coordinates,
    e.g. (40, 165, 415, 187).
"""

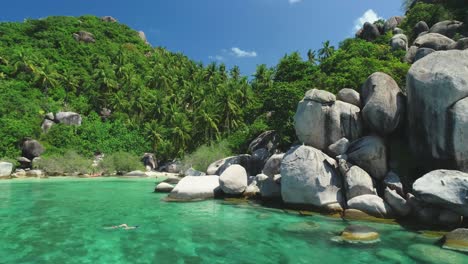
(307, 49, 317, 64)
(318, 41, 335, 61)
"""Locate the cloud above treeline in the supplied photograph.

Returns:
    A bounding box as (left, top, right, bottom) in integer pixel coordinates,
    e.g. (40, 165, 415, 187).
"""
(289, 0, 303, 4)
(354, 9, 382, 31)
(231, 47, 257, 58)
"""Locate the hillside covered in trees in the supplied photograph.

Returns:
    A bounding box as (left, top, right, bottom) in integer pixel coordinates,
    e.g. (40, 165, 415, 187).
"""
(0, 0, 466, 163)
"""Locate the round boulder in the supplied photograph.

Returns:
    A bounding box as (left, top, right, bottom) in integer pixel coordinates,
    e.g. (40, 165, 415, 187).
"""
(347, 194, 393, 218)
(338, 159, 376, 200)
(262, 153, 284, 177)
(361, 72, 406, 135)
(413, 33, 455, 50)
(22, 139, 44, 160)
(429, 20, 464, 38)
(280, 145, 343, 209)
(219, 165, 248, 195)
(414, 47, 435, 62)
(167, 176, 220, 201)
(155, 182, 175, 193)
(339, 225, 380, 244)
(346, 136, 388, 180)
(360, 22, 380, 41)
(414, 21, 429, 37)
(390, 34, 408, 51)
(336, 88, 360, 107)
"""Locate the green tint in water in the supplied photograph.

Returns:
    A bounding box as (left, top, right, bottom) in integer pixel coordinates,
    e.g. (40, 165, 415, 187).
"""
(0, 178, 467, 264)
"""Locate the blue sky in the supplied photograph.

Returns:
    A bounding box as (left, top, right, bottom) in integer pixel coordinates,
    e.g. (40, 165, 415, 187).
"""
(2, 0, 402, 76)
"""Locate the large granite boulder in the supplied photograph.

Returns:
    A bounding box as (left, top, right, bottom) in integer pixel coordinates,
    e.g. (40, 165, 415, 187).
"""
(248, 130, 278, 154)
(347, 194, 393, 218)
(0, 162, 13, 178)
(361, 72, 405, 135)
(22, 139, 44, 160)
(55, 112, 82, 126)
(414, 21, 429, 36)
(338, 159, 376, 200)
(346, 136, 387, 180)
(280, 145, 344, 210)
(384, 16, 404, 33)
(414, 47, 435, 62)
(258, 175, 281, 200)
(390, 34, 408, 51)
(407, 49, 468, 171)
(404, 45, 418, 63)
(154, 182, 174, 193)
(167, 176, 220, 201)
(206, 154, 251, 176)
(336, 88, 360, 107)
(262, 153, 284, 177)
(413, 33, 455, 50)
(359, 22, 381, 42)
(294, 89, 362, 151)
(429, 20, 464, 38)
(219, 165, 248, 195)
(413, 170, 468, 216)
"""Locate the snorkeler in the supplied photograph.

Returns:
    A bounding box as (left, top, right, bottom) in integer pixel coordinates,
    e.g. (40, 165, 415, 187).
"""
(104, 224, 139, 230)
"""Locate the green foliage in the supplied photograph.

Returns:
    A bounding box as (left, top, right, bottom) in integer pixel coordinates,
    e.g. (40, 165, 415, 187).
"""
(35, 151, 93, 174)
(400, 2, 453, 40)
(99, 151, 144, 174)
(181, 141, 233, 172)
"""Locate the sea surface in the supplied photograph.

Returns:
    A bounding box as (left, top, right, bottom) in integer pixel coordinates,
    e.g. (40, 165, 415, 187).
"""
(0, 177, 467, 264)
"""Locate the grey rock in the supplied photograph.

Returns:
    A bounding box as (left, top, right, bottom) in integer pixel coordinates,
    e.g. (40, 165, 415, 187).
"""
(304, 88, 336, 103)
(281, 145, 343, 209)
(393, 27, 404, 35)
(438, 210, 463, 226)
(206, 154, 251, 176)
(26, 170, 44, 177)
(45, 112, 55, 120)
(414, 47, 435, 62)
(448, 38, 468, 50)
(244, 177, 260, 197)
(142, 153, 157, 171)
(336, 88, 360, 107)
(361, 72, 406, 135)
(219, 165, 248, 195)
(384, 16, 404, 33)
(22, 139, 44, 160)
(184, 167, 205, 177)
(429, 20, 464, 38)
(413, 170, 468, 216)
(125, 170, 147, 177)
(154, 182, 174, 193)
(384, 171, 404, 195)
(167, 176, 220, 201)
(347, 194, 393, 218)
(414, 21, 429, 37)
(248, 130, 278, 154)
(295, 89, 362, 151)
(55, 112, 82, 125)
(138, 31, 149, 45)
(250, 148, 271, 175)
(338, 159, 376, 200)
(407, 49, 468, 171)
(41, 119, 54, 133)
(360, 22, 381, 42)
(101, 16, 117, 22)
(413, 33, 455, 50)
(390, 34, 408, 51)
(384, 188, 411, 216)
(443, 228, 468, 253)
(404, 45, 418, 63)
(262, 153, 284, 177)
(328, 138, 350, 157)
(346, 136, 387, 180)
(73, 31, 95, 43)
(0, 162, 13, 178)
(167, 162, 181, 174)
(259, 177, 281, 199)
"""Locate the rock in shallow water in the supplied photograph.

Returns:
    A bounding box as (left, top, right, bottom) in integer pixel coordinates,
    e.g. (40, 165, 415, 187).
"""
(337, 225, 380, 244)
(167, 176, 220, 201)
(443, 228, 468, 253)
(219, 165, 248, 195)
(413, 170, 468, 216)
(280, 145, 343, 210)
(0, 162, 13, 178)
(347, 194, 393, 218)
(155, 182, 175, 193)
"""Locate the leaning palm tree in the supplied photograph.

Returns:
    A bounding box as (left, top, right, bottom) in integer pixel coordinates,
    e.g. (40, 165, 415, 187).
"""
(318, 41, 335, 61)
(307, 49, 318, 64)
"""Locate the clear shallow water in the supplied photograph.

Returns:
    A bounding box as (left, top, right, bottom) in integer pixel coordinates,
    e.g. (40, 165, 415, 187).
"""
(0, 178, 467, 264)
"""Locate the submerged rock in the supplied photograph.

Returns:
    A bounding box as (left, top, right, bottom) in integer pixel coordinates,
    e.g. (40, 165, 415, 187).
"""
(338, 225, 380, 244)
(443, 228, 468, 253)
(413, 170, 468, 216)
(281, 145, 343, 210)
(167, 176, 220, 201)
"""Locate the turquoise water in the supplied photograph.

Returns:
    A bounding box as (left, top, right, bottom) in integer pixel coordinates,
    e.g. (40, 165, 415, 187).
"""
(0, 178, 467, 264)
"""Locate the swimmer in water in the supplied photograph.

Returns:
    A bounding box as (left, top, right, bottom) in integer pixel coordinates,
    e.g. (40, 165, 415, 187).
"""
(104, 224, 139, 230)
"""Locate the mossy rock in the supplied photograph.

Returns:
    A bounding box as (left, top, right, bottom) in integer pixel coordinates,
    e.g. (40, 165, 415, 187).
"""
(443, 228, 468, 253)
(343, 209, 396, 224)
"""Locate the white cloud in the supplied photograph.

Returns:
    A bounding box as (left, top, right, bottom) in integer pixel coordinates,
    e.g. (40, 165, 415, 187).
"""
(231, 47, 257, 58)
(353, 9, 382, 31)
(289, 0, 302, 4)
(208, 55, 224, 61)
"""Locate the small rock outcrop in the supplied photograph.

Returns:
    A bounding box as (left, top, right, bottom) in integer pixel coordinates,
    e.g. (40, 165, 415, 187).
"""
(167, 176, 220, 201)
(55, 112, 82, 125)
(101, 16, 117, 22)
(384, 16, 404, 33)
(359, 22, 381, 42)
(346, 136, 387, 180)
(281, 145, 344, 210)
(413, 170, 468, 216)
(384, 188, 411, 216)
(448, 38, 468, 50)
(390, 34, 408, 51)
(429, 20, 464, 38)
(294, 89, 362, 151)
(404, 45, 418, 63)
(73, 31, 95, 43)
(0, 162, 13, 178)
(361, 72, 405, 135)
(142, 153, 157, 171)
(328, 138, 349, 157)
(155, 182, 174, 193)
(219, 165, 248, 195)
(414, 21, 429, 37)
